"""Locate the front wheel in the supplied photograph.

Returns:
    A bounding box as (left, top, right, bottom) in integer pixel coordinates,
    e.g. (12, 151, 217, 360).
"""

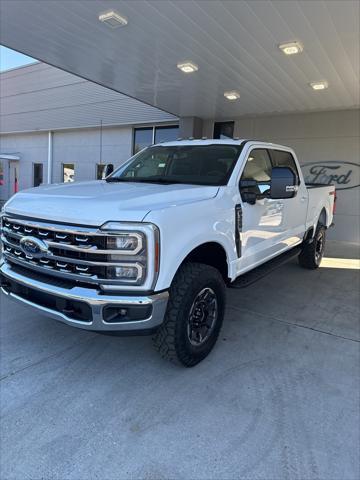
(153, 262, 226, 367)
(298, 225, 326, 269)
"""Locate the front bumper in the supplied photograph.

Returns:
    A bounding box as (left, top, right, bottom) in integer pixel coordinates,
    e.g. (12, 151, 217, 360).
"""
(0, 262, 168, 332)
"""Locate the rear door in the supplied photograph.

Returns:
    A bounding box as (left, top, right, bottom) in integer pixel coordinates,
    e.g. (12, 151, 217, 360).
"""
(269, 149, 307, 246)
(237, 148, 286, 271)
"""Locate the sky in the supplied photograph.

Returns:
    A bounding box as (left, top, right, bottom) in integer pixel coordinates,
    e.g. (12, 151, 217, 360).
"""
(0, 46, 37, 72)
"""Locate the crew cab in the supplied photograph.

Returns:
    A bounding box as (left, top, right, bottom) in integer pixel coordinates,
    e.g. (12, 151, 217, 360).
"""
(0, 140, 335, 366)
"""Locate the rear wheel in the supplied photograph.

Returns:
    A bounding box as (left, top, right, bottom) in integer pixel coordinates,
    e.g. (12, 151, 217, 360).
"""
(298, 224, 326, 269)
(153, 262, 226, 367)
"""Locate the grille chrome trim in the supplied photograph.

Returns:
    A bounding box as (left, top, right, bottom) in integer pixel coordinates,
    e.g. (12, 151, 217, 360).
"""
(3, 226, 136, 254)
(1, 216, 147, 286)
(1, 235, 141, 267)
(3, 251, 142, 285)
(3, 217, 103, 235)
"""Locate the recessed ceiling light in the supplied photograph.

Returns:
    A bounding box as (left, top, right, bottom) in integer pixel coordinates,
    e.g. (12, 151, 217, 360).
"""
(310, 81, 329, 91)
(279, 41, 303, 55)
(98, 10, 128, 28)
(177, 62, 198, 73)
(224, 90, 240, 101)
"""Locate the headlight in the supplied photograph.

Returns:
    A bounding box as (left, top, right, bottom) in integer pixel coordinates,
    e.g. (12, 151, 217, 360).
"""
(100, 222, 159, 290)
(106, 233, 143, 253)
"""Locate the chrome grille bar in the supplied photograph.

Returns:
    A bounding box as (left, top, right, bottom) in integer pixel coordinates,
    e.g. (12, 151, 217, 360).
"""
(2, 226, 133, 254)
(1, 216, 144, 285)
(1, 236, 140, 267)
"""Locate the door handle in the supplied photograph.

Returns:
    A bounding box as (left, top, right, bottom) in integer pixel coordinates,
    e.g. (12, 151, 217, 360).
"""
(300, 196, 307, 203)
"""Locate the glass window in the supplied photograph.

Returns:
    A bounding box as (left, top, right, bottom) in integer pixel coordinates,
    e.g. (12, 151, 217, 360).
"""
(62, 163, 75, 183)
(33, 163, 43, 187)
(0, 161, 4, 186)
(133, 128, 153, 154)
(108, 144, 242, 186)
(97, 164, 106, 179)
(270, 150, 300, 184)
(155, 125, 179, 144)
(97, 164, 114, 179)
(241, 149, 272, 195)
(213, 122, 234, 139)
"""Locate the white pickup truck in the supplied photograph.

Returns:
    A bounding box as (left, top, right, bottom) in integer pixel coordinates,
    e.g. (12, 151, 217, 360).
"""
(0, 140, 335, 366)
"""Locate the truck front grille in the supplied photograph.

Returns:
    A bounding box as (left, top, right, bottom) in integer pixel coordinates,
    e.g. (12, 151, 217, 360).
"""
(0, 216, 131, 285)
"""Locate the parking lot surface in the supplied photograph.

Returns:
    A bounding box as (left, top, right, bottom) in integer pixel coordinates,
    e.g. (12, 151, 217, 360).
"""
(1, 241, 359, 480)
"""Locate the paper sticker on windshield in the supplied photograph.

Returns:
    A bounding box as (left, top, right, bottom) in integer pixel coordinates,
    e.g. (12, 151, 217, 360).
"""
(158, 163, 166, 168)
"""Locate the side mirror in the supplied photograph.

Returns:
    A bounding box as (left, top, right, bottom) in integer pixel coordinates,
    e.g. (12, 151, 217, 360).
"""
(104, 164, 114, 177)
(270, 167, 297, 199)
(240, 179, 258, 205)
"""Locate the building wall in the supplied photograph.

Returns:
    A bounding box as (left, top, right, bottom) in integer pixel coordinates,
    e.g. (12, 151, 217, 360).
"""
(51, 126, 133, 183)
(0, 131, 49, 195)
(205, 109, 360, 243)
(0, 126, 134, 193)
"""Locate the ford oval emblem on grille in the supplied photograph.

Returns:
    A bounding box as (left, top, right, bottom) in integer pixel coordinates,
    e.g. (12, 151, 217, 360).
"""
(20, 236, 49, 258)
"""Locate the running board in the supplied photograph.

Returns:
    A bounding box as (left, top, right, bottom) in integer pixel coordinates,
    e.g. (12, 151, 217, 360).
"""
(230, 246, 302, 289)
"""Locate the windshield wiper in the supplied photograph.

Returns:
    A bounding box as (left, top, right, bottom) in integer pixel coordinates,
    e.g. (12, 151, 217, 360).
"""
(105, 177, 135, 182)
(136, 177, 186, 184)
(106, 176, 186, 185)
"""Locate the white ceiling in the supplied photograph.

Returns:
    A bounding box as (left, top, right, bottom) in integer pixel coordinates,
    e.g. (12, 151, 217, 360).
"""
(0, 0, 359, 119)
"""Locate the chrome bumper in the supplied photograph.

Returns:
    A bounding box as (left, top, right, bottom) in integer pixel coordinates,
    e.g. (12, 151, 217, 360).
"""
(0, 262, 168, 332)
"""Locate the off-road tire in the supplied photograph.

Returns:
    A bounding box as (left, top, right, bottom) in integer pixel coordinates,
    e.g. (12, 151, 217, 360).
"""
(153, 262, 226, 367)
(298, 224, 326, 269)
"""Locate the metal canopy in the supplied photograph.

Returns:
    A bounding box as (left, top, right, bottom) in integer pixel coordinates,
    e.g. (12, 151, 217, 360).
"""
(0, 0, 359, 119)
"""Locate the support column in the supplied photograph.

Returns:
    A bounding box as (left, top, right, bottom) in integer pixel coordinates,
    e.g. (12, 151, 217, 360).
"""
(179, 117, 204, 139)
(47, 131, 53, 184)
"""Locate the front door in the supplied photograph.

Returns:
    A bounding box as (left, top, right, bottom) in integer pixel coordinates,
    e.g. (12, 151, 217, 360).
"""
(237, 148, 286, 273)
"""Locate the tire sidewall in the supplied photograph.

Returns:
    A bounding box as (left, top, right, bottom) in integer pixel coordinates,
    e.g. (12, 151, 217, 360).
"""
(314, 226, 326, 266)
(173, 267, 225, 362)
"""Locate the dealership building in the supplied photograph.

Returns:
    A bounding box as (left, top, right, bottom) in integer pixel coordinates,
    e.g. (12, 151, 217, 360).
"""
(0, 62, 179, 193)
(0, 1, 359, 243)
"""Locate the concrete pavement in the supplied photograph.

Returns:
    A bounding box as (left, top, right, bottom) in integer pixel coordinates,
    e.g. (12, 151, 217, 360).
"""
(1, 241, 359, 480)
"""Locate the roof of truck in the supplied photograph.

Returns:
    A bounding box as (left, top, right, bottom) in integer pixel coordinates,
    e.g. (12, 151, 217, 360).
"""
(155, 139, 248, 147)
(155, 139, 294, 152)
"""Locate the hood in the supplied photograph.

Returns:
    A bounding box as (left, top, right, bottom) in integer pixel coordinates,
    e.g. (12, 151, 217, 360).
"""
(3, 180, 219, 226)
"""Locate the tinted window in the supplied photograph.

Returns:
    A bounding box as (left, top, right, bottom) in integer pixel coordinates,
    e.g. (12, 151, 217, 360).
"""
(214, 122, 234, 139)
(133, 128, 153, 154)
(271, 150, 300, 184)
(108, 145, 242, 186)
(96, 164, 114, 179)
(33, 163, 43, 187)
(0, 161, 4, 186)
(155, 126, 179, 143)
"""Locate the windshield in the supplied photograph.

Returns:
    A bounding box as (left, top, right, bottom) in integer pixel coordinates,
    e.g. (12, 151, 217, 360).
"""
(106, 144, 242, 186)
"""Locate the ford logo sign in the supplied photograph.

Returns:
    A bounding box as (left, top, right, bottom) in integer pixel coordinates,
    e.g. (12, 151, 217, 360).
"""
(302, 161, 360, 191)
(20, 236, 49, 258)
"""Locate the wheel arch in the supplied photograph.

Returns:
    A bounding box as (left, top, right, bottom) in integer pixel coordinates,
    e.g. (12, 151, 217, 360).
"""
(172, 241, 230, 284)
(318, 208, 327, 227)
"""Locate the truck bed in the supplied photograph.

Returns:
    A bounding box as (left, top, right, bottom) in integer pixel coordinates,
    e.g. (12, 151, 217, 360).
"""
(306, 182, 334, 189)
(305, 183, 335, 231)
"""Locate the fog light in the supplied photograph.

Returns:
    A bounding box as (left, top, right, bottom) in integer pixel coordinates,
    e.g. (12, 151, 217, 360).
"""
(107, 265, 140, 280)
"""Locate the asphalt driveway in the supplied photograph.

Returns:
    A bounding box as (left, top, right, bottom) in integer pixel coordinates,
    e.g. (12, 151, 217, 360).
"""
(1, 241, 359, 480)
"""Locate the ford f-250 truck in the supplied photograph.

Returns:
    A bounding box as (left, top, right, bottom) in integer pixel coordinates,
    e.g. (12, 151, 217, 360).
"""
(0, 140, 335, 366)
